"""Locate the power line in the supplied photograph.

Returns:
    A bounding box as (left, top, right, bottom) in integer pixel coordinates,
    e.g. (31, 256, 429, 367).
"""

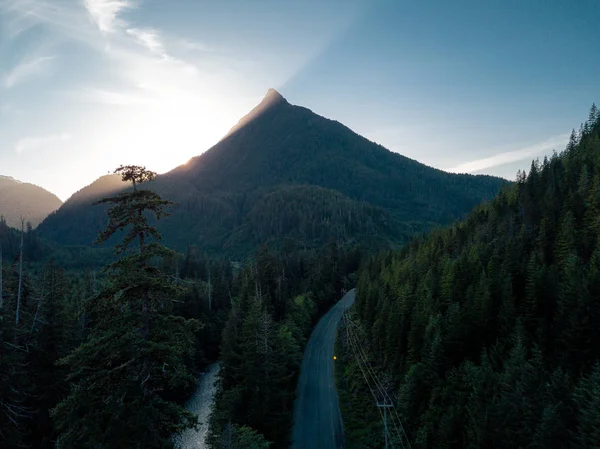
(344, 311, 411, 449)
(346, 318, 405, 449)
(350, 322, 411, 449)
(343, 313, 387, 425)
(344, 312, 400, 447)
(345, 312, 410, 447)
(348, 327, 410, 449)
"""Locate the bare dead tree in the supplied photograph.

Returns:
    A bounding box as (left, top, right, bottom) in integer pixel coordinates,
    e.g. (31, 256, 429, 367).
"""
(277, 266, 284, 309)
(253, 261, 260, 300)
(228, 287, 235, 309)
(15, 218, 24, 326)
(30, 276, 47, 336)
(207, 262, 212, 311)
(0, 243, 3, 310)
(257, 307, 272, 356)
(225, 419, 232, 449)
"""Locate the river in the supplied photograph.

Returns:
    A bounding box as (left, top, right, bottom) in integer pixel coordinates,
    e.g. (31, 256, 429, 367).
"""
(174, 363, 220, 449)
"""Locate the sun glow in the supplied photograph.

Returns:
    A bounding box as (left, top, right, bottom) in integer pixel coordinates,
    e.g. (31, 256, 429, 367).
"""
(0, 0, 356, 200)
(89, 82, 242, 175)
(82, 49, 258, 176)
(118, 101, 232, 173)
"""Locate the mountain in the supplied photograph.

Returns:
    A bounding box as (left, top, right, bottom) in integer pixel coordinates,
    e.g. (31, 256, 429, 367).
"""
(39, 174, 127, 245)
(342, 107, 600, 448)
(62, 174, 127, 207)
(38, 89, 507, 255)
(0, 176, 62, 229)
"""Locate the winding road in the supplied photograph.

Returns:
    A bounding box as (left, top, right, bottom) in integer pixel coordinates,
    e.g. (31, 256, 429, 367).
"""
(291, 289, 355, 449)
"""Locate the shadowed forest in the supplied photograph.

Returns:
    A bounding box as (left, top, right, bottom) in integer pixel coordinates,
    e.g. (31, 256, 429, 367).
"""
(339, 106, 600, 449)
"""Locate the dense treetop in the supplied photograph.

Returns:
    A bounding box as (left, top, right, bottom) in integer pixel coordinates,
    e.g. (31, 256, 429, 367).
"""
(340, 105, 600, 448)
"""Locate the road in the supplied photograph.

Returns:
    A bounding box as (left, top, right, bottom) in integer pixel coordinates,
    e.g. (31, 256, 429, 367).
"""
(291, 289, 355, 449)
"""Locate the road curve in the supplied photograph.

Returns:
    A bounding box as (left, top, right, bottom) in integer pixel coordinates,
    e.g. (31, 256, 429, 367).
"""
(291, 289, 355, 449)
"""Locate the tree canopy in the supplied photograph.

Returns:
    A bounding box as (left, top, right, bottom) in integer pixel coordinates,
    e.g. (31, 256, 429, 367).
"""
(340, 105, 600, 448)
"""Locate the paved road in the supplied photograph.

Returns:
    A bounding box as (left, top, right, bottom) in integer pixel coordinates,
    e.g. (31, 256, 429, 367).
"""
(291, 289, 355, 449)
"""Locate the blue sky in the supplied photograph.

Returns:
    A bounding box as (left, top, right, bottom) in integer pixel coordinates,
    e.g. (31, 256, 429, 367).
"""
(0, 0, 598, 200)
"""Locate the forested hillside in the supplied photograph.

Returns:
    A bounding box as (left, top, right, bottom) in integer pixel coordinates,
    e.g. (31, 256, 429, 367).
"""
(38, 90, 506, 255)
(0, 164, 364, 448)
(0, 176, 62, 229)
(341, 105, 600, 448)
(207, 243, 362, 448)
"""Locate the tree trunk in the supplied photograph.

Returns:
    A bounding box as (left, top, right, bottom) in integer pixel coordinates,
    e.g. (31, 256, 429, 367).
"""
(139, 229, 145, 255)
(0, 243, 3, 310)
(16, 218, 24, 326)
(30, 281, 46, 335)
(208, 264, 212, 311)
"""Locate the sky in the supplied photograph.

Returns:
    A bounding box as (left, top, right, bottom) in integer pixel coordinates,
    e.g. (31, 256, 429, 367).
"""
(0, 0, 599, 201)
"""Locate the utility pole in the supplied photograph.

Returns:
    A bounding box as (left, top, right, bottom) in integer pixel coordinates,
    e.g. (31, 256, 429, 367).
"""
(377, 402, 393, 449)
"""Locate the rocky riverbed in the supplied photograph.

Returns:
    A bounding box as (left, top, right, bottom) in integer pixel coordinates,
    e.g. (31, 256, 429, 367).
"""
(174, 363, 220, 449)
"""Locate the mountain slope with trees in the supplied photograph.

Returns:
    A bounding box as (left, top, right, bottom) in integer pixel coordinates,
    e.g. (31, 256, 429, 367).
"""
(0, 164, 365, 448)
(38, 90, 506, 255)
(0, 176, 62, 229)
(340, 105, 600, 448)
(0, 167, 204, 448)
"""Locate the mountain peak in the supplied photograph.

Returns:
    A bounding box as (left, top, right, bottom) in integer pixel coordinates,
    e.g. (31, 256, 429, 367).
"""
(263, 88, 286, 104)
(0, 175, 20, 184)
(223, 88, 288, 139)
(255, 87, 287, 111)
(39, 88, 508, 252)
(0, 176, 61, 229)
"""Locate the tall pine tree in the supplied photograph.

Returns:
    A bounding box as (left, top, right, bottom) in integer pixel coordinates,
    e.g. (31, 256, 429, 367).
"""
(52, 165, 199, 449)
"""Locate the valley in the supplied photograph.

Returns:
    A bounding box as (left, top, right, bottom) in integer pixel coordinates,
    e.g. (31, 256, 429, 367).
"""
(1, 98, 598, 449)
(1, 2, 598, 446)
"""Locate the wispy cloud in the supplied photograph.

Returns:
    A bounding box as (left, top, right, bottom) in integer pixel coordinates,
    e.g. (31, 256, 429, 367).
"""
(180, 38, 212, 53)
(447, 133, 570, 173)
(2, 0, 249, 176)
(2, 0, 101, 48)
(126, 27, 168, 58)
(77, 87, 157, 106)
(3, 55, 55, 88)
(15, 133, 72, 154)
(83, 0, 134, 33)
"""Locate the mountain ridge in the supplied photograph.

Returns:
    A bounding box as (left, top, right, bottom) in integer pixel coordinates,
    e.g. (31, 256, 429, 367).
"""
(62, 174, 127, 207)
(0, 176, 62, 229)
(38, 89, 507, 254)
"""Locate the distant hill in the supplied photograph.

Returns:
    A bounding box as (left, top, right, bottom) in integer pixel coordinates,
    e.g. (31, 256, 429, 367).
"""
(0, 176, 62, 229)
(39, 174, 127, 243)
(62, 174, 127, 207)
(38, 89, 507, 255)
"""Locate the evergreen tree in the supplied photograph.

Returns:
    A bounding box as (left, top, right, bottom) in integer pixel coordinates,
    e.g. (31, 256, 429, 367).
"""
(571, 364, 600, 449)
(340, 106, 600, 448)
(52, 166, 198, 449)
